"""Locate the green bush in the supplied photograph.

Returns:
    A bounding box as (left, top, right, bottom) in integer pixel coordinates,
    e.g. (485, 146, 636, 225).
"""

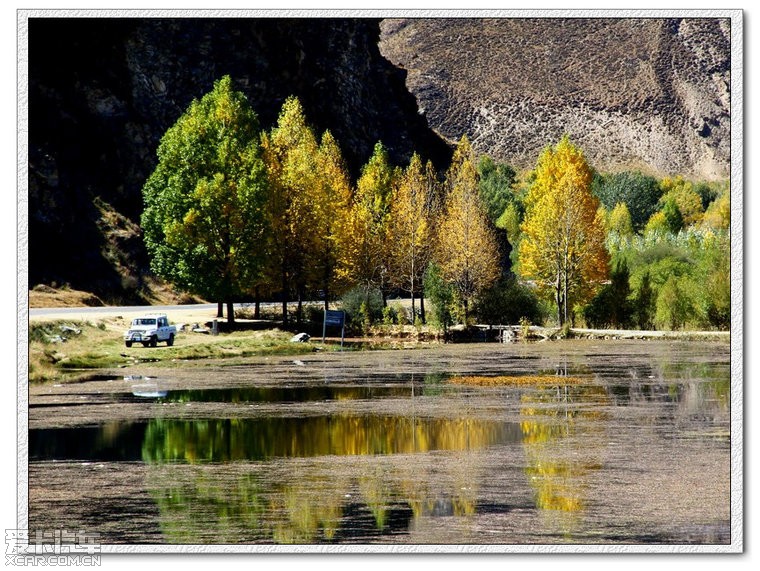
(654, 275, 696, 330)
(472, 277, 543, 325)
(340, 286, 383, 331)
(582, 260, 633, 329)
(304, 304, 325, 324)
(423, 263, 455, 332)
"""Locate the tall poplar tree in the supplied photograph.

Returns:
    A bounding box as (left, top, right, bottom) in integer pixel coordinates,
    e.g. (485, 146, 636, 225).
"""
(141, 76, 268, 323)
(435, 135, 500, 322)
(336, 142, 395, 303)
(312, 130, 353, 310)
(388, 153, 433, 319)
(518, 135, 609, 326)
(261, 96, 320, 324)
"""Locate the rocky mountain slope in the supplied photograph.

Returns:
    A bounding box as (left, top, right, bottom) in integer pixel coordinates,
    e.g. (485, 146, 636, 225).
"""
(379, 18, 731, 180)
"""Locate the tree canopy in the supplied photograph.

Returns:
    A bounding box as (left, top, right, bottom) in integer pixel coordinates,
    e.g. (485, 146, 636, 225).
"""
(261, 95, 322, 323)
(591, 171, 661, 232)
(435, 135, 500, 321)
(141, 75, 268, 322)
(336, 142, 395, 301)
(518, 135, 609, 325)
(138, 77, 728, 334)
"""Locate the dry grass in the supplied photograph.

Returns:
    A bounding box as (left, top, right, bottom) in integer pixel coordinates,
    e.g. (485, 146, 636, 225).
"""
(29, 285, 105, 308)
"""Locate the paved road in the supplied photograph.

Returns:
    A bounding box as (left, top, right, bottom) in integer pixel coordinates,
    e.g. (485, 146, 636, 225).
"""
(29, 303, 221, 317)
(28, 301, 306, 321)
(28, 303, 273, 321)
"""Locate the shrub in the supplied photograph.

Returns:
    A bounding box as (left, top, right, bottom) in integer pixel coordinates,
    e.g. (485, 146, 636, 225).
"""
(472, 277, 543, 325)
(654, 275, 698, 330)
(582, 260, 633, 329)
(423, 263, 454, 332)
(340, 286, 383, 331)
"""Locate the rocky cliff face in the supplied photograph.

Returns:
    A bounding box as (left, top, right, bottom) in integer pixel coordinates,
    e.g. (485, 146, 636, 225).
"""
(379, 18, 731, 181)
(27, 18, 451, 298)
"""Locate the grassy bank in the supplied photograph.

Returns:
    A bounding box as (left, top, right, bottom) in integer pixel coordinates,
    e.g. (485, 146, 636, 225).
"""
(28, 319, 325, 383)
(27, 314, 730, 384)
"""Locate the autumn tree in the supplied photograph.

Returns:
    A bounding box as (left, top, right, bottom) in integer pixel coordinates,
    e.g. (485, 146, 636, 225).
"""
(435, 135, 500, 322)
(141, 76, 268, 323)
(659, 176, 704, 227)
(701, 186, 730, 231)
(261, 96, 320, 324)
(518, 135, 609, 326)
(312, 130, 353, 310)
(335, 142, 396, 304)
(608, 202, 634, 237)
(387, 153, 433, 320)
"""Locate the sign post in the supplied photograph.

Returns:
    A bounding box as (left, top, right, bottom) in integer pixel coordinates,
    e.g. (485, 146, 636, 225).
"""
(323, 309, 346, 348)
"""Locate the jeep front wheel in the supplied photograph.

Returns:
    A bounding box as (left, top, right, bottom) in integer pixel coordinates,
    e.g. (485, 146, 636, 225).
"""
(167, 334, 175, 347)
(150, 336, 158, 348)
(125, 341, 132, 348)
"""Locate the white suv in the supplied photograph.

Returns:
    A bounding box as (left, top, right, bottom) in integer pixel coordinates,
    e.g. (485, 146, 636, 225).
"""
(124, 314, 177, 348)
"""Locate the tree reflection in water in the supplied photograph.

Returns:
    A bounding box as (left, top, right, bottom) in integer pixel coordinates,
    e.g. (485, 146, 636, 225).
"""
(520, 383, 609, 536)
(143, 413, 518, 543)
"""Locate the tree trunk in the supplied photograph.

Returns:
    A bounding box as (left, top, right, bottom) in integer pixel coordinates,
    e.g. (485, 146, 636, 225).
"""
(226, 300, 235, 324)
(323, 260, 331, 312)
(555, 274, 563, 326)
(296, 287, 304, 326)
(563, 269, 569, 326)
(217, 302, 224, 319)
(281, 270, 288, 324)
(254, 286, 260, 319)
(411, 276, 416, 324)
(420, 292, 426, 324)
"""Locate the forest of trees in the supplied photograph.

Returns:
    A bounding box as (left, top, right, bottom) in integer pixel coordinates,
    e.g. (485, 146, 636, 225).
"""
(142, 76, 731, 332)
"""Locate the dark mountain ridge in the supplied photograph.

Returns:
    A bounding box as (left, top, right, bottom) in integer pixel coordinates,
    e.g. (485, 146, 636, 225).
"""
(28, 17, 451, 301)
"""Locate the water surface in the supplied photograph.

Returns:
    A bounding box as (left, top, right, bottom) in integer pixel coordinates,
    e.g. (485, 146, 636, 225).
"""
(28, 340, 732, 546)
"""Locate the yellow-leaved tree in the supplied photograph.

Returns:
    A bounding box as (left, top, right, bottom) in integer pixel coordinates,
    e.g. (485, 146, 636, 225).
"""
(335, 142, 396, 303)
(387, 153, 434, 321)
(435, 135, 500, 322)
(261, 96, 320, 324)
(312, 130, 353, 310)
(518, 135, 608, 326)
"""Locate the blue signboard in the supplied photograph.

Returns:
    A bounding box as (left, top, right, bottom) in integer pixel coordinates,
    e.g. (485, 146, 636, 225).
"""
(322, 309, 346, 346)
(324, 310, 345, 327)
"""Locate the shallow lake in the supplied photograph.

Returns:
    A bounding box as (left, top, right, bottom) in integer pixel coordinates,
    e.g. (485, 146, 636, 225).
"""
(27, 339, 732, 547)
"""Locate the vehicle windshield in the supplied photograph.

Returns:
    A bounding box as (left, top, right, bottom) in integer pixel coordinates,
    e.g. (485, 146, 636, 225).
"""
(133, 319, 157, 326)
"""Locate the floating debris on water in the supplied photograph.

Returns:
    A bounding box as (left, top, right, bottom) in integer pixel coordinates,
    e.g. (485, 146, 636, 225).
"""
(449, 375, 584, 386)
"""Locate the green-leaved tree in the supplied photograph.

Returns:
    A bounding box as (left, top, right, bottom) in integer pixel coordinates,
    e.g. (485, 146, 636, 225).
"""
(141, 76, 268, 323)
